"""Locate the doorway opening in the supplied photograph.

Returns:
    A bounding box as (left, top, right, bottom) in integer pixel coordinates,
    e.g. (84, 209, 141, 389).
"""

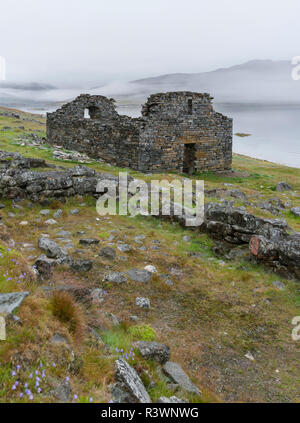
(183, 143, 196, 175)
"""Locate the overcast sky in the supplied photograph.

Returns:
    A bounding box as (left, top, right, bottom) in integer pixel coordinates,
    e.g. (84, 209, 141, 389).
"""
(1, 0, 300, 86)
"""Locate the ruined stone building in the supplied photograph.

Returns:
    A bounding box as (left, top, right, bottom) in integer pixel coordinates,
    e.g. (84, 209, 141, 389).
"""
(47, 92, 232, 174)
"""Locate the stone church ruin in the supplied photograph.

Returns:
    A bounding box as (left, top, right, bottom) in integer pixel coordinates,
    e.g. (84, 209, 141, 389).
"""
(47, 92, 232, 174)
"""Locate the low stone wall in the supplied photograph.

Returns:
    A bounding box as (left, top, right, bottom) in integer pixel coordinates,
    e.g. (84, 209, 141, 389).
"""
(0, 151, 120, 202)
(1, 151, 299, 279)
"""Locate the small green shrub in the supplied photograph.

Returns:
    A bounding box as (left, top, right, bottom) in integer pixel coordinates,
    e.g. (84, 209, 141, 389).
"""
(128, 324, 156, 341)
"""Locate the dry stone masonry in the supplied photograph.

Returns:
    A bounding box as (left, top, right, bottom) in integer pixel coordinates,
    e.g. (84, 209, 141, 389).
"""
(47, 92, 233, 174)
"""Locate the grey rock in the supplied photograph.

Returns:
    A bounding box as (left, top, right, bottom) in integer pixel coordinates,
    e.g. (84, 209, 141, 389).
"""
(38, 236, 67, 259)
(134, 341, 170, 364)
(71, 260, 93, 272)
(182, 235, 191, 242)
(57, 230, 71, 237)
(90, 288, 106, 302)
(50, 333, 69, 345)
(276, 182, 293, 192)
(70, 209, 79, 215)
(117, 244, 131, 253)
(136, 297, 150, 309)
(53, 209, 63, 218)
(128, 269, 152, 283)
(45, 219, 57, 225)
(291, 207, 300, 217)
(158, 396, 188, 403)
(104, 272, 127, 284)
(79, 238, 100, 246)
(51, 381, 71, 402)
(99, 247, 116, 260)
(40, 209, 50, 216)
(0, 292, 30, 315)
(163, 361, 201, 396)
(114, 358, 151, 403)
(0, 203, 5, 209)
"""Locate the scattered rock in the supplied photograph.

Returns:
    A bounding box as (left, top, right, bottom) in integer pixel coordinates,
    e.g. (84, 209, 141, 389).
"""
(40, 209, 50, 216)
(158, 396, 188, 403)
(134, 341, 170, 364)
(35, 254, 57, 280)
(45, 219, 58, 225)
(291, 207, 300, 217)
(182, 235, 191, 242)
(113, 358, 151, 403)
(245, 352, 255, 361)
(99, 247, 116, 260)
(0, 292, 30, 315)
(53, 209, 63, 218)
(51, 380, 71, 403)
(71, 260, 93, 272)
(19, 221, 28, 226)
(70, 209, 79, 215)
(103, 272, 127, 284)
(136, 297, 150, 309)
(117, 244, 131, 253)
(79, 238, 100, 246)
(144, 265, 158, 273)
(50, 333, 69, 345)
(90, 288, 106, 302)
(38, 236, 67, 259)
(163, 361, 201, 396)
(276, 182, 293, 192)
(128, 269, 152, 283)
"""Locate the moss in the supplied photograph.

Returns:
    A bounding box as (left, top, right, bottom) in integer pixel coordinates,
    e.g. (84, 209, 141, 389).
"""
(129, 324, 156, 341)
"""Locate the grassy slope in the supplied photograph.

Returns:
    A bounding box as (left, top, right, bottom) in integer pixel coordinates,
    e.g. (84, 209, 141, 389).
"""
(0, 107, 299, 403)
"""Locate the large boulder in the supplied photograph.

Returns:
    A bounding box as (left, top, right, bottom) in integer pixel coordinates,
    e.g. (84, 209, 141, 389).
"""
(163, 361, 201, 396)
(134, 341, 170, 364)
(113, 359, 151, 403)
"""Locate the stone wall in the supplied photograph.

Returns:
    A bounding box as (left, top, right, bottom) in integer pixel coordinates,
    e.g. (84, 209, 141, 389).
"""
(47, 92, 232, 173)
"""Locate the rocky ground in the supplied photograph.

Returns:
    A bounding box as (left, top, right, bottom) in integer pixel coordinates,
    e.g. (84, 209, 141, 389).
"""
(0, 106, 300, 403)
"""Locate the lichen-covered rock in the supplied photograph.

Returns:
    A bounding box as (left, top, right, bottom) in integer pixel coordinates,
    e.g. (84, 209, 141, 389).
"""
(99, 247, 116, 260)
(113, 358, 151, 403)
(134, 341, 170, 364)
(0, 292, 30, 315)
(103, 272, 127, 284)
(163, 361, 201, 396)
(128, 269, 152, 283)
(38, 236, 67, 259)
(71, 260, 93, 272)
(136, 297, 150, 309)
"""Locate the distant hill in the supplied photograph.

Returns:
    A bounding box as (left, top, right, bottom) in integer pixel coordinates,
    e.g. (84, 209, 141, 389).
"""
(1, 60, 300, 111)
(127, 60, 300, 103)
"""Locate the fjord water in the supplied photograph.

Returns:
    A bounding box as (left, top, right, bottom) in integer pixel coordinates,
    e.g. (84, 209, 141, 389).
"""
(218, 103, 300, 168)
